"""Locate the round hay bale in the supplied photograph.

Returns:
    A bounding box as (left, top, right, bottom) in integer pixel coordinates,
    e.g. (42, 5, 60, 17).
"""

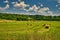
(45, 26, 49, 29)
(43, 24, 50, 29)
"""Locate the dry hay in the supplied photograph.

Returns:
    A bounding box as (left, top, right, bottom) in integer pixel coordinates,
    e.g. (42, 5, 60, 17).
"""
(0, 20, 15, 22)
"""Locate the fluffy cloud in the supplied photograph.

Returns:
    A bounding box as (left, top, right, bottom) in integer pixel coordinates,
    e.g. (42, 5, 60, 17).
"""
(38, 7, 49, 14)
(13, 1, 29, 10)
(4, 0, 9, 3)
(47, 11, 54, 16)
(12, 1, 54, 15)
(29, 5, 40, 12)
(28, 4, 49, 13)
(37, 7, 54, 16)
(5, 4, 9, 9)
(0, 4, 9, 10)
(28, 5, 53, 15)
(27, 5, 53, 15)
(12, 2, 16, 4)
(40, 4, 43, 7)
(56, 5, 58, 7)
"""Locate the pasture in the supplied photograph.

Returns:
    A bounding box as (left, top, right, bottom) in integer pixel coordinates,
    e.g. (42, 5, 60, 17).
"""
(0, 20, 60, 40)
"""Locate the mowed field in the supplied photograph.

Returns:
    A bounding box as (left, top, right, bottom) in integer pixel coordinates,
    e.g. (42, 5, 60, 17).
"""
(0, 20, 60, 40)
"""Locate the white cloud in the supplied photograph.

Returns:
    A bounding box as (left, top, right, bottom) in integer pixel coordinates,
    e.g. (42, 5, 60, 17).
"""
(14, 2, 21, 7)
(28, 6, 52, 15)
(40, 4, 43, 7)
(13, 1, 29, 9)
(24, 9, 29, 12)
(56, 5, 58, 7)
(0, 4, 9, 10)
(12, 1, 54, 16)
(5, 4, 9, 9)
(38, 7, 57, 16)
(47, 11, 54, 16)
(29, 5, 40, 12)
(27, 5, 53, 15)
(4, 0, 9, 3)
(37, 7, 54, 16)
(38, 7, 49, 14)
(12, 2, 16, 4)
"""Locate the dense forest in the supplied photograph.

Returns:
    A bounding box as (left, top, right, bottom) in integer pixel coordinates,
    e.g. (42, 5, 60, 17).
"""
(0, 13, 60, 21)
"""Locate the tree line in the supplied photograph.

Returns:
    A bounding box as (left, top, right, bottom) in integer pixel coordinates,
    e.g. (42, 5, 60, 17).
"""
(0, 13, 60, 21)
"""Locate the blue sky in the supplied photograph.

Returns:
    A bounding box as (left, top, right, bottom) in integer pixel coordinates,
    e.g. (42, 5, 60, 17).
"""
(0, 0, 60, 16)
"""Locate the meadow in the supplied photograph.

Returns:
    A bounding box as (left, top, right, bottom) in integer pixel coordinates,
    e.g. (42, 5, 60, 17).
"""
(0, 20, 60, 40)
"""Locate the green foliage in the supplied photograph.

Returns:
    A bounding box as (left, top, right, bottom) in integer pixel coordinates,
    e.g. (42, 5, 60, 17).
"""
(0, 13, 60, 21)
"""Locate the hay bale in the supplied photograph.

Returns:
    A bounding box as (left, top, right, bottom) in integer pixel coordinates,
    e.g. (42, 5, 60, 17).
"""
(43, 24, 50, 29)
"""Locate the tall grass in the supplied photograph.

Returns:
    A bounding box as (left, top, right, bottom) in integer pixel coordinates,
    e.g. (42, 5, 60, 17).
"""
(0, 20, 60, 40)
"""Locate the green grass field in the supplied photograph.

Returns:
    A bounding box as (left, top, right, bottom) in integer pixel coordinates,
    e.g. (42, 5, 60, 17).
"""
(0, 20, 60, 40)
